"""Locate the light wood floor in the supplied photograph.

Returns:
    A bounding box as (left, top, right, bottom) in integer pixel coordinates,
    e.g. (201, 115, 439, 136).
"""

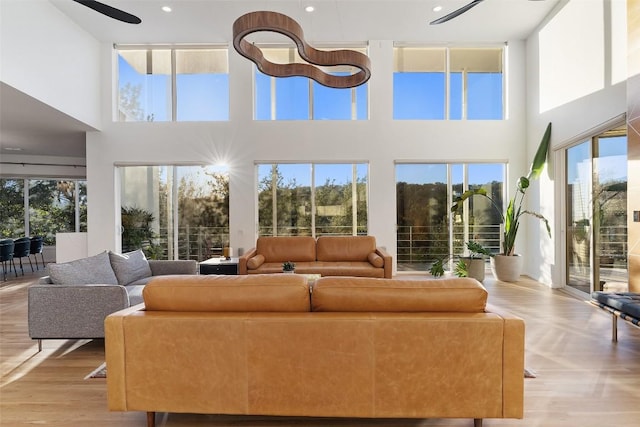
(1, 271, 639, 427)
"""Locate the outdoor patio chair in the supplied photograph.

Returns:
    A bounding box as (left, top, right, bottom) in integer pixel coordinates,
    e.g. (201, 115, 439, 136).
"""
(12, 237, 33, 275)
(1, 239, 16, 281)
(29, 236, 45, 269)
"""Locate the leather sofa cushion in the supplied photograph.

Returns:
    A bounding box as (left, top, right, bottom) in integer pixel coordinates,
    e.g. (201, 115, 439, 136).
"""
(256, 236, 316, 263)
(312, 277, 487, 312)
(248, 262, 385, 278)
(367, 252, 384, 267)
(592, 291, 640, 318)
(247, 254, 265, 269)
(316, 236, 376, 262)
(143, 274, 310, 312)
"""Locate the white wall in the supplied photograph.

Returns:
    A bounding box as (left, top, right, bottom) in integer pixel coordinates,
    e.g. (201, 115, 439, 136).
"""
(87, 40, 528, 272)
(1, 1, 626, 283)
(525, 0, 628, 286)
(0, 0, 101, 129)
(76, 4, 626, 286)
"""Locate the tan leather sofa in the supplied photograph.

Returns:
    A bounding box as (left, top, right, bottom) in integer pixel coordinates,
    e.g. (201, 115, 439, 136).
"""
(105, 275, 524, 427)
(239, 235, 392, 278)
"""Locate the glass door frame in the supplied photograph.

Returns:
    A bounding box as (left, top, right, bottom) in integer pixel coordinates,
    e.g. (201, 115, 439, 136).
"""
(561, 120, 628, 295)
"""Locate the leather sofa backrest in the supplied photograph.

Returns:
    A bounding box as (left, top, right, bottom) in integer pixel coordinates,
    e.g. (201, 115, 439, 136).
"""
(316, 236, 376, 262)
(256, 236, 316, 262)
(311, 277, 487, 312)
(143, 274, 310, 312)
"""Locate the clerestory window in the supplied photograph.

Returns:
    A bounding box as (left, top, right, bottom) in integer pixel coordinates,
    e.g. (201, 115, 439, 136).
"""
(115, 46, 229, 122)
(393, 46, 505, 120)
(254, 47, 369, 120)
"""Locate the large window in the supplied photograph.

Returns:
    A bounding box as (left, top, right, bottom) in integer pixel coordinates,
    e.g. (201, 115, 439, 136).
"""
(116, 46, 229, 122)
(254, 47, 368, 120)
(257, 163, 368, 236)
(0, 178, 87, 245)
(1, 179, 25, 238)
(396, 162, 505, 272)
(393, 46, 504, 120)
(118, 165, 229, 261)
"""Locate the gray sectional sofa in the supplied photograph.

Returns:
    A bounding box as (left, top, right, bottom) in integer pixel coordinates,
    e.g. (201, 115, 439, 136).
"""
(28, 250, 197, 351)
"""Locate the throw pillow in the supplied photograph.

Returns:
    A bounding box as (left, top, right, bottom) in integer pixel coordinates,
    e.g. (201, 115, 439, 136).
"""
(48, 251, 118, 285)
(367, 252, 384, 268)
(247, 254, 265, 269)
(109, 249, 152, 286)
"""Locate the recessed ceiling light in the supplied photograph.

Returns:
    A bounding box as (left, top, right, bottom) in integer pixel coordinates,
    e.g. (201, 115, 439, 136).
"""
(433, 6, 443, 12)
(305, 6, 315, 13)
(3, 147, 23, 151)
(162, 6, 172, 13)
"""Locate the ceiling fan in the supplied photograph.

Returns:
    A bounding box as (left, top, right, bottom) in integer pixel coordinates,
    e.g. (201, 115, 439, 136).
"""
(430, 0, 545, 25)
(72, 0, 141, 24)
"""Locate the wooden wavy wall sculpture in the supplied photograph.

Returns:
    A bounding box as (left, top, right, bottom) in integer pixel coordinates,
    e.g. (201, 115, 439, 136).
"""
(232, 11, 371, 89)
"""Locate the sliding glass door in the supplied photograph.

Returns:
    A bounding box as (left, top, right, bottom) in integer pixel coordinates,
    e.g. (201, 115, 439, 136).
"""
(567, 142, 592, 293)
(566, 127, 627, 294)
(119, 165, 229, 261)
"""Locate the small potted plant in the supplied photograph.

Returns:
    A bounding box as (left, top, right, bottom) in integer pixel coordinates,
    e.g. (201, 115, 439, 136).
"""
(282, 261, 296, 273)
(429, 243, 489, 281)
(429, 256, 467, 279)
(459, 240, 492, 282)
(453, 259, 469, 278)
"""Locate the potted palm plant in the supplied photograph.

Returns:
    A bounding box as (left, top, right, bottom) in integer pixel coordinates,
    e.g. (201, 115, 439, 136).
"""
(451, 123, 553, 282)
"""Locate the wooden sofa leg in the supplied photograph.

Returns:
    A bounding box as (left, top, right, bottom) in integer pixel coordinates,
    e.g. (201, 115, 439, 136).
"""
(612, 314, 618, 343)
(474, 419, 483, 427)
(147, 412, 155, 427)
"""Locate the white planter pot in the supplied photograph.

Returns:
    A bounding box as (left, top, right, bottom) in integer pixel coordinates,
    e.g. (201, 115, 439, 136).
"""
(490, 254, 523, 283)
(461, 258, 486, 283)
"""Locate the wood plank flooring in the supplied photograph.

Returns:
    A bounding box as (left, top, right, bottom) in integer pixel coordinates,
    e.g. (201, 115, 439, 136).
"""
(1, 271, 639, 427)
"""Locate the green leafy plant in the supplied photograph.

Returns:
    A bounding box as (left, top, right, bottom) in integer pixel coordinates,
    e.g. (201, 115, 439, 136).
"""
(466, 240, 492, 259)
(121, 206, 161, 259)
(428, 258, 445, 277)
(453, 259, 469, 277)
(429, 256, 471, 278)
(451, 123, 553, 256)
(282, 261, 296, 272)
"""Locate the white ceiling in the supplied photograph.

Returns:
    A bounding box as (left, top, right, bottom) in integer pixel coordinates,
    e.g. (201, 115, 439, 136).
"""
(49, 0, 561, 44)
(0, 82, 94, 158)
(0, 0, 561, 159)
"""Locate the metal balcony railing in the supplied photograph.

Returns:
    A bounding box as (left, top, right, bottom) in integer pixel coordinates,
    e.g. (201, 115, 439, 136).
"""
(396, 224, 502, 272)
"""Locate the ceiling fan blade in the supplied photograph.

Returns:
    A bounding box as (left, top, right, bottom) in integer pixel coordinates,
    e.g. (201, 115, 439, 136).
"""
(72, 0, 141, 24)
(430, 0, 486, 25)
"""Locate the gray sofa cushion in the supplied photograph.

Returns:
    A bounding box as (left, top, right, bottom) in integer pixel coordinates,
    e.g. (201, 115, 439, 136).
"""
(109, 249, 152, 286)
(126, 285, 146, 306)
(48, 251, 118, 285)
(127, 276, 156, 287)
